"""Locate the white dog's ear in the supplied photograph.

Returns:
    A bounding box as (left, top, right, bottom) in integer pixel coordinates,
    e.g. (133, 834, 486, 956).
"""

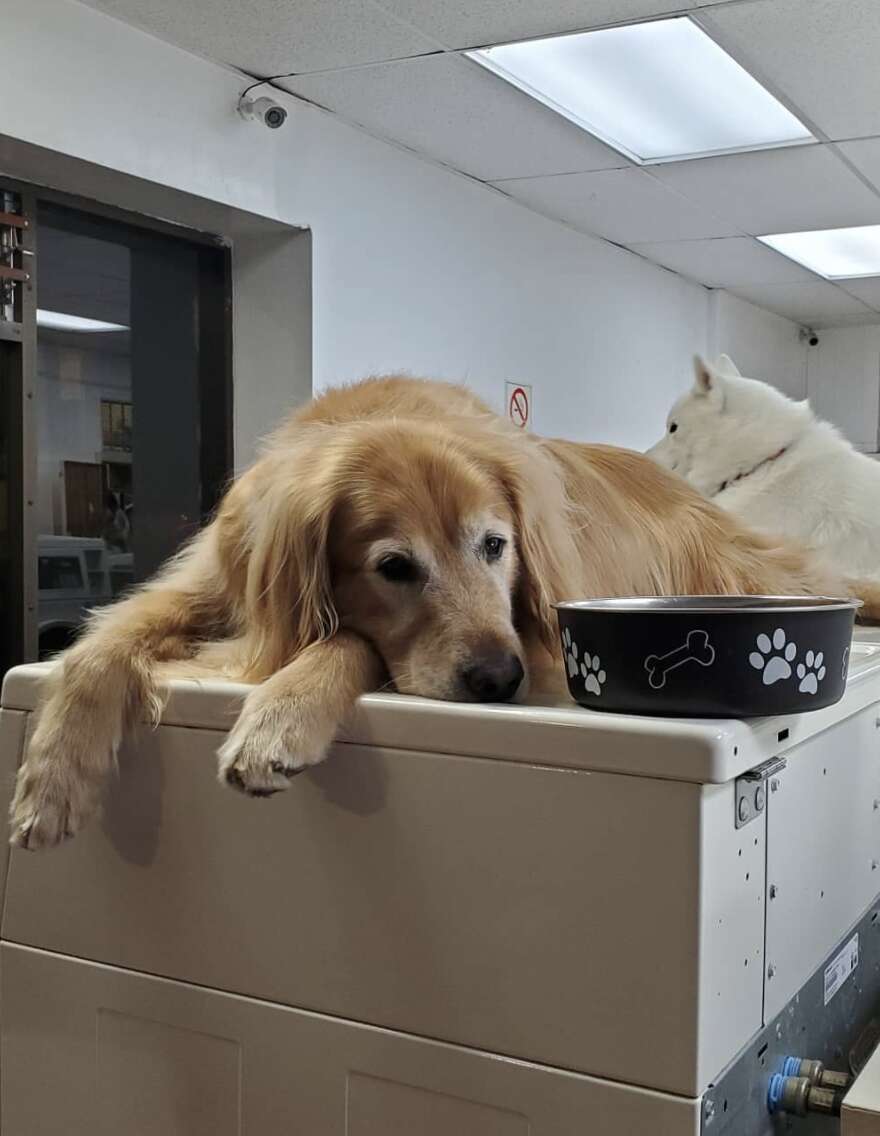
(693, 355, 722, 396)
(715, 353, 741, 378)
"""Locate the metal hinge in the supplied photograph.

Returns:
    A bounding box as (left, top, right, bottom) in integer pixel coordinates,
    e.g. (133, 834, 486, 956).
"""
(735, 756, 787, 829)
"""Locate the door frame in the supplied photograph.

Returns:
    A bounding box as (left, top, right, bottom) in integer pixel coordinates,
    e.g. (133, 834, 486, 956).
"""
(0, 183, 37, 670)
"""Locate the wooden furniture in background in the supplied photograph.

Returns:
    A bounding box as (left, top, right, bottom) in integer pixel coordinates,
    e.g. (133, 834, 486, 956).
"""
(63, 461, 102, 538)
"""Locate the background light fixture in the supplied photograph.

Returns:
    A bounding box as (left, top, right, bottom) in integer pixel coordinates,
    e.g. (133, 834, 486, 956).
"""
(467, 17, 813, 164)
(758, 226, 880, 280)
(37, 309, 129, 333)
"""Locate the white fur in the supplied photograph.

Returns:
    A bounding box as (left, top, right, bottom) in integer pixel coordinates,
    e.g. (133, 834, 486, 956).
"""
(648, 354, 880, 578)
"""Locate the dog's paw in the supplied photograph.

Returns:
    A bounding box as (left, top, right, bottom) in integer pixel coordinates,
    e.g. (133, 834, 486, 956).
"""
(218, 691, 334, 797)
(10, 747, 98, 850)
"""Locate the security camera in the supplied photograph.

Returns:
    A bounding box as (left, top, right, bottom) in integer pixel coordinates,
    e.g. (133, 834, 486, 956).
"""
(238, 94, 288, 129)
(799, 327, 819, 347)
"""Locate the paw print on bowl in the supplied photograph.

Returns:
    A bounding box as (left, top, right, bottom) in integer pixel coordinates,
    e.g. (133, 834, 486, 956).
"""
(796, 650, 826, 695)
(580, 652, 606, 697)
(561, 627, 579, 678)
(749, 629, 796, 686)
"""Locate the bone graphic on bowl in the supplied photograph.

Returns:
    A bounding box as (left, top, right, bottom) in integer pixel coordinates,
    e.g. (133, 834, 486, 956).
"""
(645, 630, 716, 690)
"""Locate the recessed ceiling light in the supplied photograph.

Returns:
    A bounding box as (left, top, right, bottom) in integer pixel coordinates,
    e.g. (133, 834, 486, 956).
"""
(467, 17, 813, 164)
(37, 309, 128, 333)
(758, 226, 880, 280)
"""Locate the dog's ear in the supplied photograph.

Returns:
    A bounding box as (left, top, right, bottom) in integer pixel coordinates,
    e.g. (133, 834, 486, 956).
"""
(241, 432, 340, 677)
(715, 353, 741, 378)
(488, 436, 581, 655)
(693, 355, 725, 403)
(693, 355, 715, 392)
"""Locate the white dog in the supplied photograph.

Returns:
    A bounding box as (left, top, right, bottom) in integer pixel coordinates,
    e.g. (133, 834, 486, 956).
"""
(648, 354, 880, 578)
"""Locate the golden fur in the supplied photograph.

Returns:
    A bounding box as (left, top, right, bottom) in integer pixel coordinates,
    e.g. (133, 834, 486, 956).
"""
(11, 376, 880, 848)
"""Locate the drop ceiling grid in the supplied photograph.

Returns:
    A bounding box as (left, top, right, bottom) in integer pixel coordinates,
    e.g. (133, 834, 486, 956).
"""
(75, 0, 880, 323)
(74, 0, 751, 77)
(279, 5, 880, 323)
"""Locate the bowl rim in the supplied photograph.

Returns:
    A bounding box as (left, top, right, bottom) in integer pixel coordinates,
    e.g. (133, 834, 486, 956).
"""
(552, 595, 862, 615)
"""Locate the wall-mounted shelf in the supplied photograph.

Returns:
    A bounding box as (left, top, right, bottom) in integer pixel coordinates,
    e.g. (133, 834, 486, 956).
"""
(0, 266, 29, 283)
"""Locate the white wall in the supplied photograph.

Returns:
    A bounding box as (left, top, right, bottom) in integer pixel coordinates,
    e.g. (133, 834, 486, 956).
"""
(710, 293, 880, 451)
(709, 291, 807, 399)
(36, 343, 130, 532)
(3, 0, 715, 458)
(807, 326, 880, 452)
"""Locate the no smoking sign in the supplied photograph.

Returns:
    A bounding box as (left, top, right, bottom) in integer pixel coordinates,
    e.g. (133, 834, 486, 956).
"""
(505, 382, 532, 430)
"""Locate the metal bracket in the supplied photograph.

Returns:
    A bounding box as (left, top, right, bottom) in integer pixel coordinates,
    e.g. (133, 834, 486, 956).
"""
(735, 756, 786, 829)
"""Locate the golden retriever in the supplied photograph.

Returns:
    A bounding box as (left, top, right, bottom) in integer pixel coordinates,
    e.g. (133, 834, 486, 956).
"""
(11, 376, 880, 848)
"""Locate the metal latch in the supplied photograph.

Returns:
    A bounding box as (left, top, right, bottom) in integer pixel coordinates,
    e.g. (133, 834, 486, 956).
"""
(735, 756, 786, 829)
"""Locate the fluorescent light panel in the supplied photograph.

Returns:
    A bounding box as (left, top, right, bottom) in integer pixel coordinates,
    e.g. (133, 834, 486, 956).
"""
(37, 309, 128, 333)
(467, 17, 813, 164)
(758, 226, 880, 280)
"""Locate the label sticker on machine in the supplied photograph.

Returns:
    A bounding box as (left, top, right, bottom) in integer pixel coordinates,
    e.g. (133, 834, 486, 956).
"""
(824, 934, 859, 1005)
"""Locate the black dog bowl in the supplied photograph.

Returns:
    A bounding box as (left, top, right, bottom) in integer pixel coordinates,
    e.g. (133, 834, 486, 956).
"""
(554, 596, 860, 717)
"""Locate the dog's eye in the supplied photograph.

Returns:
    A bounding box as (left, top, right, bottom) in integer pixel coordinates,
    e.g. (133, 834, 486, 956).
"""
(669, 422, 678, 434)
(376, 554, 418, 583)
(483, 535, 506, 561)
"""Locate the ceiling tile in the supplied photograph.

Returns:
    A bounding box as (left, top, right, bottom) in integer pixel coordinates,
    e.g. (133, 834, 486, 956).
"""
(493, 168, 739, 244)
(728, 281, 877, 328)
(837, 138, 880, 197)
(77, 0, 438, 74)
(700, 0, 880, 141)
(629, 237, 817, 287)
(377, 0, 697, 52)
(838, 277, 880, 312)
(654, 145, 880, 235)
(282, 54, 627, 180)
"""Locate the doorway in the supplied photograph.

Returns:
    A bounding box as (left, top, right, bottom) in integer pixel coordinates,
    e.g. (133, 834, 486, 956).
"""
(0, 182, 232, 672)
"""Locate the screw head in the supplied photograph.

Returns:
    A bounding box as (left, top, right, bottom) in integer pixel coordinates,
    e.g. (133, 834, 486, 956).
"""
(755, 785, 766, 811)
(769, 884, 778, 900)
(738, 796, 751, 823)
(770, 778, 780, 793)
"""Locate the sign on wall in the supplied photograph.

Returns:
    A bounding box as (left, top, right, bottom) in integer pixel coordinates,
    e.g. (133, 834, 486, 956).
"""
(505, 382, 532, 431)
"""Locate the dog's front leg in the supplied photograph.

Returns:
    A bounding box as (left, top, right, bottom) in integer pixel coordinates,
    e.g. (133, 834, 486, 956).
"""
(10, 580, 219, 849)
(218, 632, 384, 796)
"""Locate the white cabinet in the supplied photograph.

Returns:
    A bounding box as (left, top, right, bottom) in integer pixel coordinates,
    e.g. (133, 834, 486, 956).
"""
(3, 645, 880, 1134)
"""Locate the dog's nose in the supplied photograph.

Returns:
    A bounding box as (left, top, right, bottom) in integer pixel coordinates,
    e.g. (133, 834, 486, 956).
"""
(461, 651, 524, 702)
